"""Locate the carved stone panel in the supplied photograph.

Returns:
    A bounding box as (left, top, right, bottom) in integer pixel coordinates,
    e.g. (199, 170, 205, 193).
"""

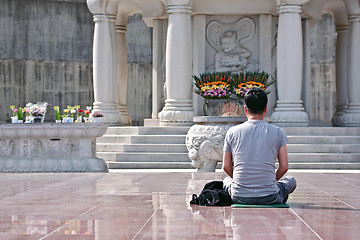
(205, 16, 259, 73)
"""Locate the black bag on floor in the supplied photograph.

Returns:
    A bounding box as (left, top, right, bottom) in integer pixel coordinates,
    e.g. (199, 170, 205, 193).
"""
(190, 180, 232, 206)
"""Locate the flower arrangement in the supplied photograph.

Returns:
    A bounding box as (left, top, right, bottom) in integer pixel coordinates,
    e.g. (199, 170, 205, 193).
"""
(93, 112, 104, 118)
(10, 106, 17, 117)
(9, 106, 25, 123)
(26, 102, 49, 118)
(193, 71, 271, 100)
(193, 72, 232, 99)
(84, 110, 90, 117)
(231, 71, 271, 99)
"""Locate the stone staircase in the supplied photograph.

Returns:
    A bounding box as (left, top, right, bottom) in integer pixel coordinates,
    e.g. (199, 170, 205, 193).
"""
(96, 126, 360, 170)
(96, 126, 192, 169)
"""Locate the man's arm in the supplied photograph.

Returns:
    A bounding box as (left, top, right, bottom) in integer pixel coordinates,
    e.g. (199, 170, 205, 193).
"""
(276, 145, 288, 181)
(223, 151, 233, 178)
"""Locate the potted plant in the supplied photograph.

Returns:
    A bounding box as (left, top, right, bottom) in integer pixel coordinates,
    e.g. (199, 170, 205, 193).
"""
(17, 107, 24, 123)
(10, 105, 18, 123)
(193, 72, 234, 116)
(76, 109, 83, 123)
(26, 102, 48, 123)
(83, 109, 91, 122)
(231, 71, 271, 100)
(62, 108, 70, 123)
(54, 106, 61, 123)
(92, 112, 104, 122)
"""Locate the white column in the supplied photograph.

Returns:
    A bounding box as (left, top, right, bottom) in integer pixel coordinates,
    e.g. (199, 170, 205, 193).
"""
(259, 14, 274, 116)
(159, 0, 194, 126)
(92, 14, 121, 124)
(192, 14, 206, 116)
(270, 4, 309, 126)
(151, 19, 164, 120)
(332, 25, 348, 126)
(342, 15, 360, 126)
(115, 25, 131, 125)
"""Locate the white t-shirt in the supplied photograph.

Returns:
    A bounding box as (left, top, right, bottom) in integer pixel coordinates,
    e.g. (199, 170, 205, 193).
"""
(223, 120, 288, 197)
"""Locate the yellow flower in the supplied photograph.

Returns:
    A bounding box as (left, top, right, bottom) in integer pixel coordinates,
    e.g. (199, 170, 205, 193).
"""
(64, 109, 69, 114)
(10, 105, 15, 110)
(54, 106, 59, 111)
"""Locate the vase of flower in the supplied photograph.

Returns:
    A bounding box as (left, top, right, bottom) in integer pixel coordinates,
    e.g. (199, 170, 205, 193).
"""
(203, 99, 229, 116)
(11, 116, 18, 123)
(76, 116, 82, 123)
(92, 112, 104, 122)
(33, 117, 42, 123)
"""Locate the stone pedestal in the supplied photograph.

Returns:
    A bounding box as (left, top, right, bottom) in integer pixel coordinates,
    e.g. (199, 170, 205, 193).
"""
(270, 4, 309, 126)
(0, 123, 108, 173)
(186, 116, 246, 172)
(159, 0, 194, 126)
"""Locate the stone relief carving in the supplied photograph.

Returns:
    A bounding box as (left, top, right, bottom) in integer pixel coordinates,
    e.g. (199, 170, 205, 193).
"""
(206, 17, 258, 72)
(0, 139, 15, 156)
(29, 139, 80, 157)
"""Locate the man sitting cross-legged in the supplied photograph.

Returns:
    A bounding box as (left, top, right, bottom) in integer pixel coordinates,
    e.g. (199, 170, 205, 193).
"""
(223, 87, 296, 204)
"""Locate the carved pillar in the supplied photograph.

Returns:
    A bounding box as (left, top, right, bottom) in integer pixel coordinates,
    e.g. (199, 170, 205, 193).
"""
(270, 4, 309, 126)
(332, 25, 349, 126)
(159, 0, 194, 126)
(115, 25, 131, 125)
(91, 13, 121, 124)
(341, 15, 360, 126)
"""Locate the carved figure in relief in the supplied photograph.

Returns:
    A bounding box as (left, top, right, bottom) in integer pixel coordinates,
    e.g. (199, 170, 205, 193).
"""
(206, 18, 258, 72)
(0, 140, 15, 156)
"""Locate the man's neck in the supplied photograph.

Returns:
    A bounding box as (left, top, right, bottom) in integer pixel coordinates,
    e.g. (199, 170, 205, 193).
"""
(247, 116, 264, 121)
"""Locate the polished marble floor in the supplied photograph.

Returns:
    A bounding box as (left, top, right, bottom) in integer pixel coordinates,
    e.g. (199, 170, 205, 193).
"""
(0, 170, 359, 240)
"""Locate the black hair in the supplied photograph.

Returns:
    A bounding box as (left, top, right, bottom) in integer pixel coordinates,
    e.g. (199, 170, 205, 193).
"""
(244, 87, 268, 114)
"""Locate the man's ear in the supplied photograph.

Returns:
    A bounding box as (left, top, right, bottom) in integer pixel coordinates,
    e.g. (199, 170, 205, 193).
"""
(244, 105, 248, 114)
(264, 106, 267, 114)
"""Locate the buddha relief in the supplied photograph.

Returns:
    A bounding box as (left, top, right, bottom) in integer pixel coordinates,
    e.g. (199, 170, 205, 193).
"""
(206, 18, 258, 72)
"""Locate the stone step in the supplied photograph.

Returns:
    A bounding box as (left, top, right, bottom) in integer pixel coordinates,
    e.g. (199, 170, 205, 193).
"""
(287, 144, 360, 153)
(97, 143, 187, 153)
(287, 162, 360, 169)
(288, 153, 360, 162)
(106, 161, 360, 170)
(104, 126, 191, 135)
(287, 136, 360, 144)
(283, 127, 360, 136)
(97, 135, 186, 144)
(97, 152, 190, 162)
(107, 161, 193, 169)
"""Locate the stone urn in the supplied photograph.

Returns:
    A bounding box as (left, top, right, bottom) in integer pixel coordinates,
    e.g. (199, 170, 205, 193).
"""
(186, 116, 246, 172)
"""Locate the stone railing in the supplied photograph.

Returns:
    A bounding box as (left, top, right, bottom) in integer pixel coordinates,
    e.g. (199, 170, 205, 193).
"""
(186, 116, 246, 172)
(0, 123, 108, 173)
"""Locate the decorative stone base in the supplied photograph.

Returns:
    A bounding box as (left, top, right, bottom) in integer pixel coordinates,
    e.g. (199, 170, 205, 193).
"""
(186, 116, 246, 172)
(270, 101, 309, 127)
(0, 157, 108, 173)
(0, 123, 109, 173)
(159, 110, 194, 126)
(336, 112, 360, 127)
